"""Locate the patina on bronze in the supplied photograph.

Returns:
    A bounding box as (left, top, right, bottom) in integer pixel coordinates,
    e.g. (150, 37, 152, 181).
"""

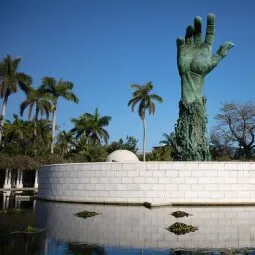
(171, 13, 234, 161)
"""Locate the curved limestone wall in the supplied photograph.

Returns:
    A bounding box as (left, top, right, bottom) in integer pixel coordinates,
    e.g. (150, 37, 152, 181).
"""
(38, 162, 255, 205)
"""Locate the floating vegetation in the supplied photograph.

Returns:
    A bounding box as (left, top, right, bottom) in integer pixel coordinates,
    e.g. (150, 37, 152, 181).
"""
(143, 202, 152, 209)
(171, 210, 191, 218)
(11, 226, 43, 234)
(74, 210, 101, 219)
(166, 222, 198, 235)
(0, 209, 22, 215)
(24, 226, 40, 233)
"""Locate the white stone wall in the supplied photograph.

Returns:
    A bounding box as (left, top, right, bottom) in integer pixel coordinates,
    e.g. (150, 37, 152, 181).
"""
(38, 162, 255, 204)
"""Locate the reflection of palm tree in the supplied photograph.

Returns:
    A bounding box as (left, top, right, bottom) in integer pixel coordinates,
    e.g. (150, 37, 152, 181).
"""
(67, 243, 105, 255)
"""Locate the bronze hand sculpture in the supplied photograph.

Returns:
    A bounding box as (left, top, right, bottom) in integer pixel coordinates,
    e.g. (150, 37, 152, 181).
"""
(172, 14, 234, 160)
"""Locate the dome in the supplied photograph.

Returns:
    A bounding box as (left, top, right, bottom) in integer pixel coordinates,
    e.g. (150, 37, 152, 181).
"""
(106, 150, 139, 162)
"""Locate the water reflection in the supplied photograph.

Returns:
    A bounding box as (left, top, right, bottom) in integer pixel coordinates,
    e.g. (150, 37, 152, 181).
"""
(0, 231, 45, 255)
(36, 200, 255, 249)
(68, 243, 105, 255)
(0, 191, 36, 210)
(2, 198, 255, 254)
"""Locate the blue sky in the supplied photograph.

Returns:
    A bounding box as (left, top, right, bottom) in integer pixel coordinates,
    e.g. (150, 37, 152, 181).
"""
(1, 0, 254, 151)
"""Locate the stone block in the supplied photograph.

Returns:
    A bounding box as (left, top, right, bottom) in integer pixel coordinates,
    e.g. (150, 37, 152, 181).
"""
(147, 163, 159, 170)
(122, 177, 134, 183)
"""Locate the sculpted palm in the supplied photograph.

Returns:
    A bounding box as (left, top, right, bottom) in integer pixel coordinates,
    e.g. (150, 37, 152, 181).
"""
(41, 77, 78, 153)
(177, 14, 234, 103)
(0, 55, 32, 144)
(128, 82, 163, 161)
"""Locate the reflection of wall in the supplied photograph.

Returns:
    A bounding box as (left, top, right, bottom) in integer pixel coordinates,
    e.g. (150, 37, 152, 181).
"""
(38, 162, 255, 204)
(35, 200, 255, 249)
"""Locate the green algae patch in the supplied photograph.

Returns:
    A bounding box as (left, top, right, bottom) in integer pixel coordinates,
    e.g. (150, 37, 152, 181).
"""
(171, 211, 191, 218)
(11, 226, 44, 235)
(74, 210, 101, 219)
(166, 222, 198, 235)
(24, 226, 40, 233)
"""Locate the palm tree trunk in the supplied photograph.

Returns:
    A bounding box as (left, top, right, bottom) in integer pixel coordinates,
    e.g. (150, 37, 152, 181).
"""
(34, 107, 39, 139)
(33, 107, 39, 155)
(0, 96, 8, 145)
(143, 117, 146, 161)
(51, 105, 56, 154)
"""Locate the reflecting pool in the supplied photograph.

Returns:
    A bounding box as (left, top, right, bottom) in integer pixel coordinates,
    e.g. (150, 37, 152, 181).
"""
(1, 196, 255, 254)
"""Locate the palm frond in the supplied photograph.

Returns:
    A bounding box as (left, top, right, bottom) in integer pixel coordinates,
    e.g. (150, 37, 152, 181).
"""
(150, 94, 163, 103)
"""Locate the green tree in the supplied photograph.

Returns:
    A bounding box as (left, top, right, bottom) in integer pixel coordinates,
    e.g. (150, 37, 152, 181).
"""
(0, 55, 32, 144)
(2, 115, 51, 156)
(41, 77, 79, 154)
(71, 108, 111, 145)
(2, 114, 31, 154)
(160, 133, 173, 147)
(107, 136, 138, 154)
(145, 146, 172, 161)
(128, 82, 163, 161)
(20, 86, 52, 142)
(55, 130, 74, 157)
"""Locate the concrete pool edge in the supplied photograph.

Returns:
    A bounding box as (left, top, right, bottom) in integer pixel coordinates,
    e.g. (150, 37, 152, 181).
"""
(37, 196, 255, 207)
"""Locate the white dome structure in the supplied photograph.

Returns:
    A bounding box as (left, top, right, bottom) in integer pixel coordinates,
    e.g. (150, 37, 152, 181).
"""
(106, 150, 139, 162)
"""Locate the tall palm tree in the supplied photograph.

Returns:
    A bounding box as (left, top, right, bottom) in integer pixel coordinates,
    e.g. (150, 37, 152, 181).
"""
(0, 55, 32, 144)
(41, 77, 79, 154)
(128, 82, 163, 161)
(71, 108, 111, 145)
(20, 86, 52, 139)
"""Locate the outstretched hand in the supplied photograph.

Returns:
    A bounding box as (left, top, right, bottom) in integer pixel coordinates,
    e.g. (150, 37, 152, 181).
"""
(177, 13, 234, 77)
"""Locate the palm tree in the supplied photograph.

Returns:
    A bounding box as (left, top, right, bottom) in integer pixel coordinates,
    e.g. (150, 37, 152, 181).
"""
(128, 82, 163, 161)
(20, 86, 52, 140)
(2, 114, 32, 155)
(41, 77, 79, 154)
(160, 133, 172, 147)
(56, 130, 74, 157)
(71, 108, 111, 145)
(0, 55, 32, 144)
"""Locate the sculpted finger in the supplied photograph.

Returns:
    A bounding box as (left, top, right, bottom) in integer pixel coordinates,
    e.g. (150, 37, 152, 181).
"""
(194, 16, 202, 43)
(211, 41, 234, 70)
(205, 13, 215, 46)
(216, 42, 234, 57)
(177, 37, 185, 51)
(185, 25, 194, 45)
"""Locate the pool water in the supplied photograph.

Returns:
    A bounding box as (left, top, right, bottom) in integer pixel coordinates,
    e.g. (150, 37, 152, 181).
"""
(1, 196, 255, 254)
